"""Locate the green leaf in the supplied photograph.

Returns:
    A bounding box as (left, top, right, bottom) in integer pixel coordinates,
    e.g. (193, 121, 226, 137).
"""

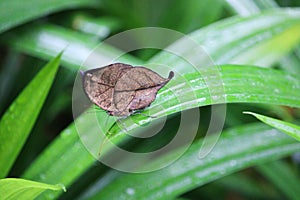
(0, 178, 65, 200)
(22, 123, 95, 187)
(104, 65, 300, 155)
(89, 124, 300, 200)
(0, 0, 100, 34)
(0, 53, 62, 178)
(244, 111, 300, 141)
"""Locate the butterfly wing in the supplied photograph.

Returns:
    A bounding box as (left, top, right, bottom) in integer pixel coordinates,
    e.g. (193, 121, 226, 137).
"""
(81, 63, 132, 113)
(114, 67, 174, 111)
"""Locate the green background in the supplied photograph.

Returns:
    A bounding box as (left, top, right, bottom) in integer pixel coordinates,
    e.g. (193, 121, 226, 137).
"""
(0, 0, 300, 199)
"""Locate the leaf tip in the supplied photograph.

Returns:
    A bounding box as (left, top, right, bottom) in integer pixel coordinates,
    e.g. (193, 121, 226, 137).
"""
(57, 183, 66, 192)
(57, 50, 65, 59)
(243, 111, 256, 116)
(243, 111, 265, 120)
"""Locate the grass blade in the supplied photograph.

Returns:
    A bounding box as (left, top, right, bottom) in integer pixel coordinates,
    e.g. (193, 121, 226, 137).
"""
(0, 178, 65, 200)
(89, 124, 300, 200)
(105, 65, 300, 152)
(0, 53, 62, 178)
(244, 111, 300, 141)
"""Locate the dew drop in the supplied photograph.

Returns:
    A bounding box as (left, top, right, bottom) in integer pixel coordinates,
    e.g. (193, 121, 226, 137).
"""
(126, 188, 135, 195)
(230, 160, 237, 167)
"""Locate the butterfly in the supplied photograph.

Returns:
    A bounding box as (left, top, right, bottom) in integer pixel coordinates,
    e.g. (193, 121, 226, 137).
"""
(81, 63, 174, 117)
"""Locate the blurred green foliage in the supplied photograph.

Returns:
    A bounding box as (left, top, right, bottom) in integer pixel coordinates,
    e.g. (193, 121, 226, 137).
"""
(0, 0, 300, 199)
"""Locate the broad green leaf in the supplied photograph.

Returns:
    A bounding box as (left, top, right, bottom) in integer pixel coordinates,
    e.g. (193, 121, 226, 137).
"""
(0, 178, 65, 200)
(244, 112, 300, 141)
(89, 124, 300, 200)
(0, 53, 62, 178)
(22, 9, 300, 199)
(0, 0, 100, 34)
(256, 160, 300, 200)
(104, 65, 300, 155)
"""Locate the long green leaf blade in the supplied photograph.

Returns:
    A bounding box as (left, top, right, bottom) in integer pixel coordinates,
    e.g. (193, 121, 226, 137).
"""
(244, 111, 300, 141)
(0, 178, 65, 200)
(23, 123, 94, 188)
(89, 124, 300, 200)
(0, 0, 99, 33)
(104, 65, 300, 153)
(0, 53, 62, 178)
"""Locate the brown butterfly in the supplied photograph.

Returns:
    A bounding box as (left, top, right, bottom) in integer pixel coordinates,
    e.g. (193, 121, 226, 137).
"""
(81, 63, 174, 117)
